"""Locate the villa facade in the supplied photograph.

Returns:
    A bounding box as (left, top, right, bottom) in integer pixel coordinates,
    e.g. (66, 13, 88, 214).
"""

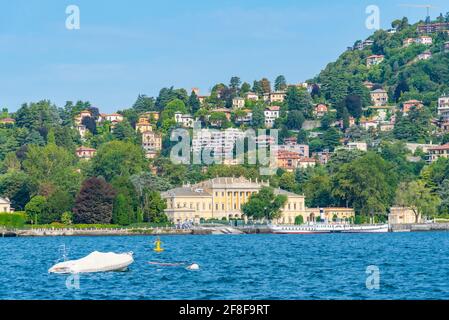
(162, 177, 352, 224)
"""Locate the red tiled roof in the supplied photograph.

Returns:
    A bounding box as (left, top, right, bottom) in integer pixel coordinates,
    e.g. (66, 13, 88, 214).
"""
(428, 144, 449, 151)
(76, 146, 96, 152)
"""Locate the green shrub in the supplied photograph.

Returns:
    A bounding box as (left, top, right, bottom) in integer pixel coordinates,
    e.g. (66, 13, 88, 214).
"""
(61, 212, 73, 225)
(294, 215, 304, 225)
(0, 212, 27, 228)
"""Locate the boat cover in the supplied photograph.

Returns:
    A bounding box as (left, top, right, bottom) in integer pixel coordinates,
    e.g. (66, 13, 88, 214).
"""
(48, 251, 134, 274)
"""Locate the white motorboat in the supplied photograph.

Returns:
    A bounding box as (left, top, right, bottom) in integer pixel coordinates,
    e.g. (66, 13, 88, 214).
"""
(269, 223, 389, 234)
(48, 251, 134, 274)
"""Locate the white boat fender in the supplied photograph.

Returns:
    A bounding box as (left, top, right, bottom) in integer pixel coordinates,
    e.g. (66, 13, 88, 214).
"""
(186, 263, 200, 270)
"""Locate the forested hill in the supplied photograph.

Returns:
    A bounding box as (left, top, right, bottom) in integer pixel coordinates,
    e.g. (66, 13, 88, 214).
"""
(313, 16, 449, 109)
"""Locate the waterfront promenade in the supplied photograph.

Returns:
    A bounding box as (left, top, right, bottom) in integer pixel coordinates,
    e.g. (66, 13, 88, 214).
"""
(0, 224, 261, 237)
(3, 223, 449, 237)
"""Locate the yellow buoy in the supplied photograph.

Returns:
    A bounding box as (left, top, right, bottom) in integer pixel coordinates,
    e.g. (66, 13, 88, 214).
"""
(154, 237, 164, 252)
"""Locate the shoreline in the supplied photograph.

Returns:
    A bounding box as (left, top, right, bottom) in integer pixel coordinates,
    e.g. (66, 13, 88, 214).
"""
(3, 223, 449, 237)
(0, 225, 270, 237)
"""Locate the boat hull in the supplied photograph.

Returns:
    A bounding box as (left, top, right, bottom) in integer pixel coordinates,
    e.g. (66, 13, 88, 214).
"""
(269, 224, 389, 234)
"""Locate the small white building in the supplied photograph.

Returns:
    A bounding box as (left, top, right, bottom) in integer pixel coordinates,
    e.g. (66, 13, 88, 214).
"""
(232, 97, 245, 109)
(235, 109, 253, 125)
(174, 112, 194, 128)
(360, 120, 378, 131)
(246, 92, 259, 101)
(438, 95, 449, 121)
(366, 55, 384, 68)
(76, 124, 88, 138)
(417, 50, 432, 61)
(0, 197, 12, 213)
(264, 106, 280, 128)
(269, 91, 286, 103)
(345, 142, 368, 152)
(416, 36, 433, 45)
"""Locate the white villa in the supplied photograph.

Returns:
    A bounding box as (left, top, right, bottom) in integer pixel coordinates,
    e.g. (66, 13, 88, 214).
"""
(0, 197, 13, 213)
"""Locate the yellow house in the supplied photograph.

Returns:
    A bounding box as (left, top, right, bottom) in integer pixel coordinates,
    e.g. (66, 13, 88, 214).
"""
(136, 118, 153, 133)
(161, 177, 355, 225)
(162, 177, 267, 222)
(162, 177, 313, 224)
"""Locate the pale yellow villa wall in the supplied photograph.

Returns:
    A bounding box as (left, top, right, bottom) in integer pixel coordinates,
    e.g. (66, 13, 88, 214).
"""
(0, 198, 12, 213)
(389, 207, 419, 224)
(162, 178, 354, 225)
(163, 191, 309, 224)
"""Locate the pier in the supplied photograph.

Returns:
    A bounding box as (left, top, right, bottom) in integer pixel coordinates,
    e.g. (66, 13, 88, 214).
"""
(390, 223, 449, 232)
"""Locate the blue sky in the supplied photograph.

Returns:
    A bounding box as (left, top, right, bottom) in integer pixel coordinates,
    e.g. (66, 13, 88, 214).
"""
(0, 0, 448, 113)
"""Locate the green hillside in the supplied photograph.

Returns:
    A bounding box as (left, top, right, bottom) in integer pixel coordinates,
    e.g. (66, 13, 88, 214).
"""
(313, 17, 449, 110)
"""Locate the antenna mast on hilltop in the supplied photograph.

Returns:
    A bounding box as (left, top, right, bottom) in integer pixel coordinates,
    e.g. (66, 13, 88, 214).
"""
(399, 3, 439, 20)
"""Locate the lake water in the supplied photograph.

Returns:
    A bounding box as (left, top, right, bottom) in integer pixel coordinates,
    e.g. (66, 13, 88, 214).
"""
(1, 232, 449, 300)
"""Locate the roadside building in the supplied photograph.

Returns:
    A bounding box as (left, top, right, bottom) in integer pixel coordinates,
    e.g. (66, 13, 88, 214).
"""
(445, 41, 449, 53)
(312, 150, 332, 165)
(403, 38, 415, 47)
(235, 109, 253, 125)
(213, 108, 232, 121)
(402, 100, 423, 115)
(360, 120, 378, 131)
(339, 142, 368, 152)
(142, 131, 162, 159)
(370, 89, 388, 106)
(245, 92, 259, 101)
(264, 106, 280, 128)
(314, 104, 328, 117)
(366, 55, 384, 68)
(0, 197, 12, 213)
(416, 35, 433, 45)
(232, 97, 245, 109)
(379, 122, 395, 132)
(174, 112, 194, 128)
(74, 110, 92, 126)
(308, 207, 355, 223)
(140, 111, 160, 122)
(438, 94, 449, 121)
(276, 150, 316, 171)
(368, 105, 395, 122)
(276, 138, 309, 158)
(0, 118, 15, 125)
(363, 81, 374, 90)
(75, 146, 96, 160)
(417, 50, 432, 61)
(405, 143, 436, 154)
(417, 22, 449, 34)
(135, 117, 153, 133)
(76, 124, 88, 138)
(269, 91, 286, 103)
(389, 207, 420, 224)
(428, 143, 449, 163)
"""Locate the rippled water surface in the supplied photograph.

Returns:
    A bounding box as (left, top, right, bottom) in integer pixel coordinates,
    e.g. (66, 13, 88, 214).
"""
(1, 233, 449, 300)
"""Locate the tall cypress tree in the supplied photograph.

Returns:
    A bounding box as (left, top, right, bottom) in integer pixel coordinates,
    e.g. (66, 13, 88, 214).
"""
(188, 91, 201, 115)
